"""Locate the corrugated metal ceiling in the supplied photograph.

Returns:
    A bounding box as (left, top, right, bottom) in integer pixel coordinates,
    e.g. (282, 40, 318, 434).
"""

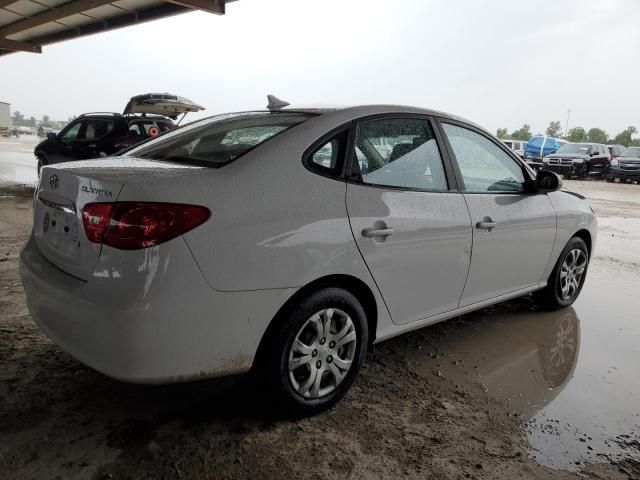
(0, 0, 232, 56)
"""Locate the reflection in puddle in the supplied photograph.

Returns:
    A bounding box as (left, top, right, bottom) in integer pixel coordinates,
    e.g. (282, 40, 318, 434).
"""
(406, 264, 640, 472)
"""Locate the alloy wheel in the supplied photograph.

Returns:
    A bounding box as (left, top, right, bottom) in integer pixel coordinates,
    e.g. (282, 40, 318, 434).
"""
(559, 248, 587, 301)
(288, 308, 357, 399)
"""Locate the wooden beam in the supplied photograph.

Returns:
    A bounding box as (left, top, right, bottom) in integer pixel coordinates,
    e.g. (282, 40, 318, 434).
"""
(0, 3, 188, 56)
(0, 0, 117, 37)
(0, 37, 41, 53)
(165, 0, 225, 15)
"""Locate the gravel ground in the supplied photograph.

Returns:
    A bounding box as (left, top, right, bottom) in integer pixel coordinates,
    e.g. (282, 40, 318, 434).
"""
(0, 180, 638, 480)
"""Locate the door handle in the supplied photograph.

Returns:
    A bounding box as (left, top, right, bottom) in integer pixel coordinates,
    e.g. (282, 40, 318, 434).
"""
(362, 228, 395, 238)
(476, 217, 498, 231)
(88, 144, 96, 148)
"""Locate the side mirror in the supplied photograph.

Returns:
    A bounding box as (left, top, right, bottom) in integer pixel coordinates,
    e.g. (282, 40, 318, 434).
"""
(590, 150, 597, 156)
(536, 170, 562, 192)
(46, 132, 57, 141)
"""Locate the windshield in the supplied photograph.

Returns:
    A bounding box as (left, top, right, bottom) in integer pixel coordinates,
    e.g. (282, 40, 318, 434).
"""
(126, 112, 314, 167)
(621, 147, 640, 158)
(555, 143, 592, 155)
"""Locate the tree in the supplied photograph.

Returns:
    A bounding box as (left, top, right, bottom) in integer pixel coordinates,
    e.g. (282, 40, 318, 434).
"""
(11, 110, 24, 125)
(496, 128, 508, 139)
(613, 126, 638, 147)
(28, 116, 37, 127)
(545, 121, 562, 138)
(566, 127, 588, 143)
(510, 124, 532, 141)
(587, 128, 608, 144)
(42, 115, 51, 127)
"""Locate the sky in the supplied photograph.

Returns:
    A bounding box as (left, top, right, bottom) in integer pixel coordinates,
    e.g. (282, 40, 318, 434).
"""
(1, 0, 639, 137)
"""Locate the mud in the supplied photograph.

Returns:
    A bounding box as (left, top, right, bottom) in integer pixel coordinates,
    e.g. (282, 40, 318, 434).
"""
(1, 180, 639, 479)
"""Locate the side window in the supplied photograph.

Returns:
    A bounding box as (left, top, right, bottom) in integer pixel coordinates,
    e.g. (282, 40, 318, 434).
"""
(353, 118, 448, 191)
(306, 129, 347, 176)
(442, 123, 525, 193)
(60, 122, 82, 141)
(83, 120, 113, 140)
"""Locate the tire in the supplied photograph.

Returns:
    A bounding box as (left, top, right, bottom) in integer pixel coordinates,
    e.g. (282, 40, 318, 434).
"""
(606, 177, 614, 183)
(534, 237, 589, 310)
(577, 163, 589, 180)
(260, 288, 368, 416)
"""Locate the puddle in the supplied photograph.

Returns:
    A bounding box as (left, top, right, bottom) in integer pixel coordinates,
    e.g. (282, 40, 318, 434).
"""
(0, 137, 39, 187)
(406, 261, 640, 471)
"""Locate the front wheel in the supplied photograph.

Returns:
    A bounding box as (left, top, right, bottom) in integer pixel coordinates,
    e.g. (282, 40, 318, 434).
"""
(261, 288, 368, 416)
(534, 237, 589, 310)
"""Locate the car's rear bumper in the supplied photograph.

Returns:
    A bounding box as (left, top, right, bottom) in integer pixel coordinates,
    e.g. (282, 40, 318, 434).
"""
(607, 167, 640, 181)
(20, 234, 294, 383)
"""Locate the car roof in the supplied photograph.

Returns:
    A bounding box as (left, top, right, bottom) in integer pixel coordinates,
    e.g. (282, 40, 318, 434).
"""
(267, 104, 484, 132)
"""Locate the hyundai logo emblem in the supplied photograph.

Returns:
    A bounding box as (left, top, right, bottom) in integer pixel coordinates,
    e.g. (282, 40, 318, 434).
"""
(49, 174, 59, 189)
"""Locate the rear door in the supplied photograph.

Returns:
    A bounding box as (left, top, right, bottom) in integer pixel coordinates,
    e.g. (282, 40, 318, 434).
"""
(346, 116, 472, 325)
(439, 121, 556, 307)
(71, 118, 115, 159)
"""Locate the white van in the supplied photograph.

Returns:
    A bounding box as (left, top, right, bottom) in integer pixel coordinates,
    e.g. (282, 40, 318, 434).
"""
(502, 139, 526, 159)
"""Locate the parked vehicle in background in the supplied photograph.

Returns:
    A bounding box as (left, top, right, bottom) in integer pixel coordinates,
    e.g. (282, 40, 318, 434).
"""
(34, 93, 204, 173)
(608, 144, 625, 160)
(21, 99, 596, 414)
(502, 139, 526, 158)
(542, 143, 610, 179)
(524, 136, 566, 169)
(607, 146, 640, 183)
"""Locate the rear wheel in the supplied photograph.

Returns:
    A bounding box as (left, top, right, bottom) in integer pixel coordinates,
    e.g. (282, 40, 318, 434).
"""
(261, 288, 368, 416)
(534, 237, 589, 310)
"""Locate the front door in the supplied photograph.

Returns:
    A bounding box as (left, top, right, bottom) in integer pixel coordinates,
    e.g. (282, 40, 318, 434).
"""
(346, 117, 472, 325)
(440, 122, 557, 307)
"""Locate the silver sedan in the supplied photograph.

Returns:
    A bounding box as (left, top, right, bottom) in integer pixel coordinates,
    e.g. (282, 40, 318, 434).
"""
(20, 99, 596, 414)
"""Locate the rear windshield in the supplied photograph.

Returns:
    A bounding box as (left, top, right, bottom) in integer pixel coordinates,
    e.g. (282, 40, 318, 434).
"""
(125, 112, 314, 167)
(556, 143, 592, 154)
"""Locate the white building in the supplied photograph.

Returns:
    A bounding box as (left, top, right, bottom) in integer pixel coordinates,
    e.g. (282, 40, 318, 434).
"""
(0, 101, 10, 129)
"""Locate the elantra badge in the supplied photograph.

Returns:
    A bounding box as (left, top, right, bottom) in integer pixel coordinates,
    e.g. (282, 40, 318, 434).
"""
(49, 174, 59, 190)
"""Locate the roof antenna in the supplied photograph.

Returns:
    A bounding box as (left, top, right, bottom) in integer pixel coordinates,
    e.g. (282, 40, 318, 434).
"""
(267, 94, 290, 111)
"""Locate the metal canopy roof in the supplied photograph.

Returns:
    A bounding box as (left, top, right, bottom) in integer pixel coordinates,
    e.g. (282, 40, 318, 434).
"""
(0, 0, 234, 56)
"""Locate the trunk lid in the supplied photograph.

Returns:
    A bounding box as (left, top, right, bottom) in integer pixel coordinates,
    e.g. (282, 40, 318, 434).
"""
(34, 158, 206, 280)
(123, 93, 204, 119)
(35, 167, 123, 280)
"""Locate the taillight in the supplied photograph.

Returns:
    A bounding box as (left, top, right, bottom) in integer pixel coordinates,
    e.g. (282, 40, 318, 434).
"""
(82, 202, 210, 250)
(82, 203, 113, 243)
